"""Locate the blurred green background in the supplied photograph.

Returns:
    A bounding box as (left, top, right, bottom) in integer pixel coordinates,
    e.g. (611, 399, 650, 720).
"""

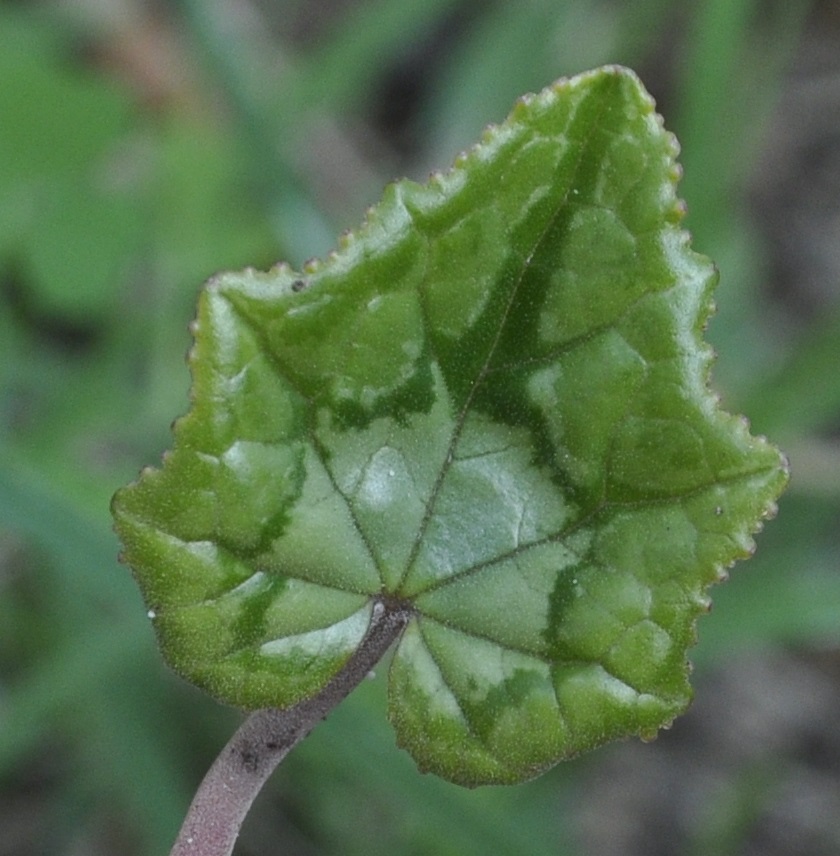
(1, 1, 838, 854)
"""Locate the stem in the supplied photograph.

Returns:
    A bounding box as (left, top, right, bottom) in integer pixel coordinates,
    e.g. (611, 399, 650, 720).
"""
(169, 597, 412, 856)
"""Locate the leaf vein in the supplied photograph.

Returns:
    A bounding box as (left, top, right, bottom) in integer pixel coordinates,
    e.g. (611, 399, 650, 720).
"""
(400, 93, 614, 590)
(223, 294, 387, 589)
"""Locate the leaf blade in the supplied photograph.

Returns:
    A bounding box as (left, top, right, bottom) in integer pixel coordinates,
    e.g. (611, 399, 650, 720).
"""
(112, 65, 787, 785)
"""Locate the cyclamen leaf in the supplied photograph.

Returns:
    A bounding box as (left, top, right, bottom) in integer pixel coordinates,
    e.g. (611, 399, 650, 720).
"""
(112, 66, 787, 786)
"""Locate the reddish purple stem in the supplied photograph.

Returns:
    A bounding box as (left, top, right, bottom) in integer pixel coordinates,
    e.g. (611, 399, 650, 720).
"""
(170, 598, 412, 856)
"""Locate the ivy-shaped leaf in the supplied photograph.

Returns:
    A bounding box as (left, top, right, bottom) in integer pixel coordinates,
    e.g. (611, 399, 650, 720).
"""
(112, 67, 786, 786)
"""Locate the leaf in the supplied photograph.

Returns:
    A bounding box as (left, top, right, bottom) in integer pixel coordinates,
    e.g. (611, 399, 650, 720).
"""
(112, 66, 787, 786)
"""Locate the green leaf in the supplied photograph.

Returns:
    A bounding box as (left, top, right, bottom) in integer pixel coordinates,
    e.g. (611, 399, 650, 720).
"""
(112, 66, 787, 786)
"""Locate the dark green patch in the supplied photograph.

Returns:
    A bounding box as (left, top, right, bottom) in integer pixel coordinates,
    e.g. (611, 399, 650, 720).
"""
(231, 573, 290, 649)
(543, 563, 587, 659)
(466, 668, 549, 743)
(328, 342, 437, 430)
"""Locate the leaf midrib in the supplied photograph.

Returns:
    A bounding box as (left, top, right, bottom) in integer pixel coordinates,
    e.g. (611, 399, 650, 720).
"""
(396, 86, 615, 596)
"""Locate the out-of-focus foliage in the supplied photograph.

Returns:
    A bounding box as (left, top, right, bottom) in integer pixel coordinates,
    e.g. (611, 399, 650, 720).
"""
(1, 1, 836, 854)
